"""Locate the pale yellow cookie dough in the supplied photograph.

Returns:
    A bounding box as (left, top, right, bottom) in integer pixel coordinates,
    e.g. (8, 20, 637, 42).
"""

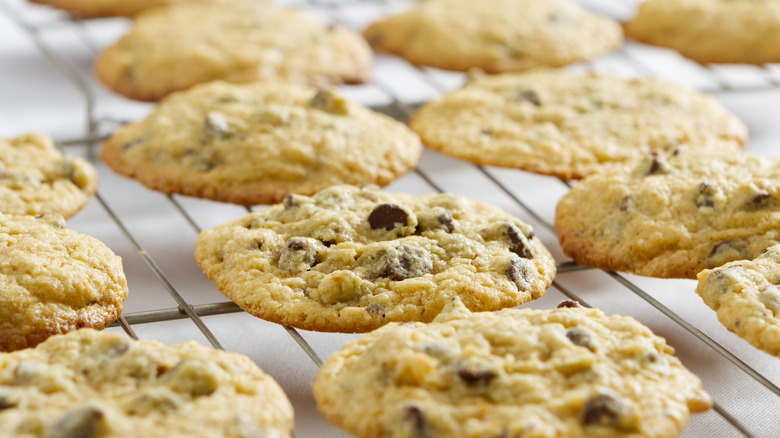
(100, 81, 422, 205)
(195, 185, 556, 332)
(410, 70, 746, 180)
(363, 0, 623, 73)
(94, 2, 373, 101)
(0, 328, 294, 437)
(555, 148, 780, 279)
(0, 133, 98, 218)
(0, 213, 127, 352)
(625, 0, 780, 64)
(314, 299, 712, 438)
(697, 244, 780, 357)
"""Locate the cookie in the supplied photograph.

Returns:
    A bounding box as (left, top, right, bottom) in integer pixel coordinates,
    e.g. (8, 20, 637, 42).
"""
(94, 2, 373, 101)
(555, 148, 780, 279)
(194, 184, 556, 333)
(26, 0, 237, 18)
(624, 0, 780, 64)
(410, 70, 747, 180)
(314, 299, 712, 438)
(100, 81, 422, 205)
(696, 244, 780, 357)
(363, 0, 623, 73)
(0, 133, 99, 218)
(0, 213, 128, 352)
(0, 328, 294, 437)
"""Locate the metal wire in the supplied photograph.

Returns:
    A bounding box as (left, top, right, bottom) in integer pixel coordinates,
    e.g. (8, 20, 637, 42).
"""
(4, 0, 778, 436)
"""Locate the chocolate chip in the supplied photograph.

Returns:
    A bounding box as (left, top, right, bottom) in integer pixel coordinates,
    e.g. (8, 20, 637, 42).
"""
(382, 245, 432, 281)
(405, 406, 427, 438)
(416, 207, 454, 233)
(310, 89, 349, 115)
(619, 196, 631, 212)
(366, 303, 386, 316)
(510, 89, 541, 106)
(283, 194, 302, 209)
(645, 154, 667, 175)
(566, 327, 595, 351)
(457, 367, 496, 385)
(557, 300, 582, 308)
(278, 237, 322, 273)
(708, 240, 749, 266)
(743, 193, 776, 212)
(696, 182, 717, 208)
(51, 407, 104, 438)
(503, 224, 534, 259)
(202, 112, 232, 141)
(507, 258, 534, 291)
(481, 128, 492, 136)
(582, 394, 629, 427)
(368, 204, 409, 231)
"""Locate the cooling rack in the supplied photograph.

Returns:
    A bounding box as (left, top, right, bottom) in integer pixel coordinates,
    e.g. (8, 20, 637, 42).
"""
(1, 0, 779, 436)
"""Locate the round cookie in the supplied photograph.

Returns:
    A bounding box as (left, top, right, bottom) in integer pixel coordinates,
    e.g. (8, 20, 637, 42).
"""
(362, 0, 623, 73)
(100, 81, 422, 205)
(194, 184, 557, 333)
(314, 299, 712, 438)
(696, 244, 780, 357)
(0, 328, 294, 437)
(0, 133, 99, 218)
(555, 148, 780, 279)
(410, 70, 747, 180)
(624, 0, 780, 65)
(26, 0, 246, 18)
(94, 2, 373, 101)
(0, 213, 128, 352)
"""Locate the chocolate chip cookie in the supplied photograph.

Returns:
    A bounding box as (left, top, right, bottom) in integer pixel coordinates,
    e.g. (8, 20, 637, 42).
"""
(555, 148, 780, 279)
(410, 70, 747, 180)
(363, 0, 623, 73)
(194, 184, 556, 332)
(94, 1, 372, 101)
(0, 328, 294, 437)
(697, 244, 780, 357)
(1, 133, 98, 218)
(625, 0, 780, 64)
(314, 299, 712, 438)
(0, 213, 128, 352)
(100, 81, 421, 205)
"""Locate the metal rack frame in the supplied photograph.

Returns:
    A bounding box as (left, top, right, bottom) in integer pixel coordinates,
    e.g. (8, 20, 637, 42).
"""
(2, 0, 779, 436)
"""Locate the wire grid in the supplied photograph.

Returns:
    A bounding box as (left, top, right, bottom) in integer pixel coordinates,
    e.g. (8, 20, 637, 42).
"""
(2, 0, 780, 436)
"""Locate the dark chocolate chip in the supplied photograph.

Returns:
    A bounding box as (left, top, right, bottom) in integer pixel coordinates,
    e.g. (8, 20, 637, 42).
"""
(743, 193, 776, 212)
(481, 128, 492, 136)
(457, 367, 496, 385)
(283, 194, 301, 209)
(366, 303, 386, 316)
(383, 245, 432, 281)
(511, 89, 541, 106)
(619, 196, 631, 212)
(695, 182, 717, 208)
(368, 204, 409, 231)
(565, 327, 595, 351)
(278, 237, 321, 273)
(416, 207, 454, 234)
(405, 406, 427, 438)
(708, 240, 749, 264)
(507, 258, 533, 291)
(557, 300, 582, 308)
(0, 387, 18, 410)
(51, 407, 104, 438)
(581, 394, 628, 427)
(505, 224, 534, 259)
(647, 156, 663, 175)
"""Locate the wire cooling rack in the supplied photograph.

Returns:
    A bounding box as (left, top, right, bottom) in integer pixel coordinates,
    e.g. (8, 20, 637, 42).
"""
(2, 0, 780, 436)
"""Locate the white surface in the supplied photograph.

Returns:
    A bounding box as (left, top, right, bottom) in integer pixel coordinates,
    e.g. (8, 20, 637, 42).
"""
(1, 0, 779, 437)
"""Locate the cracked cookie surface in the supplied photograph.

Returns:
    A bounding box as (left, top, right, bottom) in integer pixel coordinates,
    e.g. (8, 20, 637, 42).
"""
(555, 148, 780, 278)
(314, 299, 712, 438)
(0, 213, 127, 352)
(94, 1, 372, 101)
(410, 70, 746, 180)
(696, 244, 780, 357)
(0, 328, 294, 437)
(100, 81, 421, 205)
(363, 0, 622, 73)
(0, 133, 98, 218)
(194, 185, 556, 332)
(625, 0, 780, 64)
